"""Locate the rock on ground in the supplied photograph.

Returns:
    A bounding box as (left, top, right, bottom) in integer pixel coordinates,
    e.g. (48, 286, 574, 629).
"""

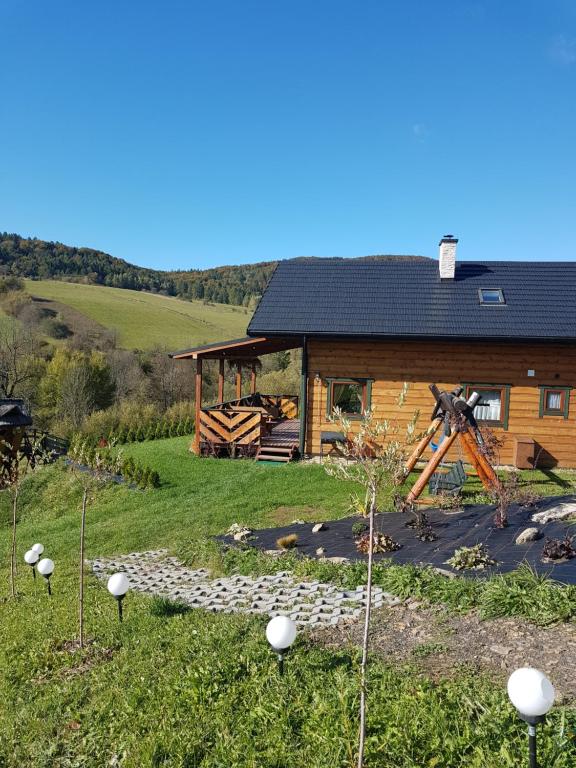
(515, 527, 541, 545)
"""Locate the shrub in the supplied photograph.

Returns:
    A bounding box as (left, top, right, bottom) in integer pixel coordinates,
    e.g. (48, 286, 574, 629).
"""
(490, 471, 538, 528)
(351, 520, 368, 537)
(446, 544, 495, 571)
(355, 532, 401, 554)
(276, 534, 298, 550)
(542, 535, 576, 562)
(78, 401, 195, 445)
(434, 491, 463, 511)
(42, 318, 71, 339)
(122, 457, 136, 480)
(149, 470, 161, 488)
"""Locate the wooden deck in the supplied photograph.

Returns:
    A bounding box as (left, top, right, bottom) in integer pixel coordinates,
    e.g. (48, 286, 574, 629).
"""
(196, 393, 300, 461)
(262, 419, 300, 448)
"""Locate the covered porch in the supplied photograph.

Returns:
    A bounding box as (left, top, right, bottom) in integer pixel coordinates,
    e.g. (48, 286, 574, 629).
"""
(171, 336, 304, 461)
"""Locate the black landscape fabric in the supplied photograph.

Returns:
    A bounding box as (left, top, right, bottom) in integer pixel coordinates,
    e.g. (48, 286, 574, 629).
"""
(219, 495, 576, 584)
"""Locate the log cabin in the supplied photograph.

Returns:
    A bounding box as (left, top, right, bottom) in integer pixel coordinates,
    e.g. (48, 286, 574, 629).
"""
(172, 236, 576, 468)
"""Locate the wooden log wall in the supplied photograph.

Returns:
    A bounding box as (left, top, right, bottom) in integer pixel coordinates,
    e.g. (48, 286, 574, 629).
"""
(306, 339, 576, 468)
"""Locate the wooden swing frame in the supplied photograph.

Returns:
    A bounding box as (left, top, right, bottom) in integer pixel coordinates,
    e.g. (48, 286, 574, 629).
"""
(404, 385, 502, 506)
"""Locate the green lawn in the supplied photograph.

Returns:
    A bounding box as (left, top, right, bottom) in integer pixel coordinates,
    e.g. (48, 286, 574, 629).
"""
(23, 280, 250, 350)
(1, 440, 575, 766)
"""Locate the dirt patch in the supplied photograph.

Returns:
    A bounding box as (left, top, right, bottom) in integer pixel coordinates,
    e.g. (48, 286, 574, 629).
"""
(33, 639, 117, 683)
(312, 602, 576, 702)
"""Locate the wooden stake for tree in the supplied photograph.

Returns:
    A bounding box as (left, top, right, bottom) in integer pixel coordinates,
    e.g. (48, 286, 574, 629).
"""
(10, 485, 18, 599)
(357, 483, 376, 767)
(79, 488, 88, 648)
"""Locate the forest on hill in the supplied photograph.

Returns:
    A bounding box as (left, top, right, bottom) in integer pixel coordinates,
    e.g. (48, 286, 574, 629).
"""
(0, 232, 430, 307)
(0, 233, 276, 306)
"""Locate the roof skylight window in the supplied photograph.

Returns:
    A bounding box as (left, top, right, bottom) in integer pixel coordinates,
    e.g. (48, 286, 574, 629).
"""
(479, 288, 505, 305)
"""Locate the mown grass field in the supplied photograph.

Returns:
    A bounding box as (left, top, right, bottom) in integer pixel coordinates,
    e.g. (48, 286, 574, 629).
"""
(1, 438, 575, 767)
(23, 280, 250, 350)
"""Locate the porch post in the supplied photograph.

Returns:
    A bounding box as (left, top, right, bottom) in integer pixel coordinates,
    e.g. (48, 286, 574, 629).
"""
(236, 363, 242, 399)
(218, 358, 225, 402)
(250, 363, 257, 394)
(194, 357, 203, 455)
(298, 336, 308, 457)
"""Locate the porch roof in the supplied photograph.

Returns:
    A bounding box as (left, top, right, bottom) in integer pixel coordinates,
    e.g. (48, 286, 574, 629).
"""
(170, 335, 302, 361)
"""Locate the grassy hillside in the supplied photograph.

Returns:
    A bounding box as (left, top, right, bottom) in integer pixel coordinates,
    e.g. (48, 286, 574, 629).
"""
(24, 279, 250, 350)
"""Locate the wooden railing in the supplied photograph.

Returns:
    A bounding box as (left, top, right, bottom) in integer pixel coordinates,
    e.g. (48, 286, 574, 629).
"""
(199, 393, 298, 451)
(207, 393, 298, 419)
(199, 409, 268, 446)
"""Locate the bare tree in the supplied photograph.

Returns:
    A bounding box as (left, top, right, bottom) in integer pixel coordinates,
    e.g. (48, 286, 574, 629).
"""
(324, 386, 417, 768)
(108, 349, 148, 403)
(0, 325, 40, 398)
(59, 362, 95, 430)
(148, 350, 193, 409)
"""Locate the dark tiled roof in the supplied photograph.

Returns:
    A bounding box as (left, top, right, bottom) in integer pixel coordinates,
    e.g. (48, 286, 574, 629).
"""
(0, 399, 32, 428)
(247, 260, 576, 341)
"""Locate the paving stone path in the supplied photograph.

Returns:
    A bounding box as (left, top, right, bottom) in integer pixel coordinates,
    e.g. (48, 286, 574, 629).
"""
(90, 549, 401, 628)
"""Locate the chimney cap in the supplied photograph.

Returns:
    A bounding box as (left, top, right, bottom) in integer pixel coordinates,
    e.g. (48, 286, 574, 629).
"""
(439, 234, 458, 245)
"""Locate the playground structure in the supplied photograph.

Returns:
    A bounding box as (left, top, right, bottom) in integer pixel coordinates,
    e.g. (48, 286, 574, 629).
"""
(404, 384, 502, 506)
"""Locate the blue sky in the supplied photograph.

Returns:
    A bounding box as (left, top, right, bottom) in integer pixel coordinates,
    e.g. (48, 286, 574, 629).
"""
(1, 1, 575, 269)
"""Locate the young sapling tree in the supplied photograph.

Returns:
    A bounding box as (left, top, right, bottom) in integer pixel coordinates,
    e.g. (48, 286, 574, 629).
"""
(323, 384, 418, 768)
(68, 438, 122, 647)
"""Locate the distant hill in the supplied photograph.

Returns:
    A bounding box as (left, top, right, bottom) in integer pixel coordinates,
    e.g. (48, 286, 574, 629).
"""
(23, 279, 250, 350)
(0, 232, 430, 306)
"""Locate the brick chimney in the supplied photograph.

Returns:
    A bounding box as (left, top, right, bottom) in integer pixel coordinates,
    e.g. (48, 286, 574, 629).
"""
(439, 234, 458, 279)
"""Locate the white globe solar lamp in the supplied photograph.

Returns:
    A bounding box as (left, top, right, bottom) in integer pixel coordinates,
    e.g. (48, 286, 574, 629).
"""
(107, 573, 130, 622)
(266, 615, 297, 675)
(24, 549, 39, 580)
(507, 668, 555, 768)
(31, 543, 44, 556)
(37, 558, 55, 595)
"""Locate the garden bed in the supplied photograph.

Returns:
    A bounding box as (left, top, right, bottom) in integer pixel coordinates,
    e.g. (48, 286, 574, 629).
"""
(220, 494, 576, 583)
